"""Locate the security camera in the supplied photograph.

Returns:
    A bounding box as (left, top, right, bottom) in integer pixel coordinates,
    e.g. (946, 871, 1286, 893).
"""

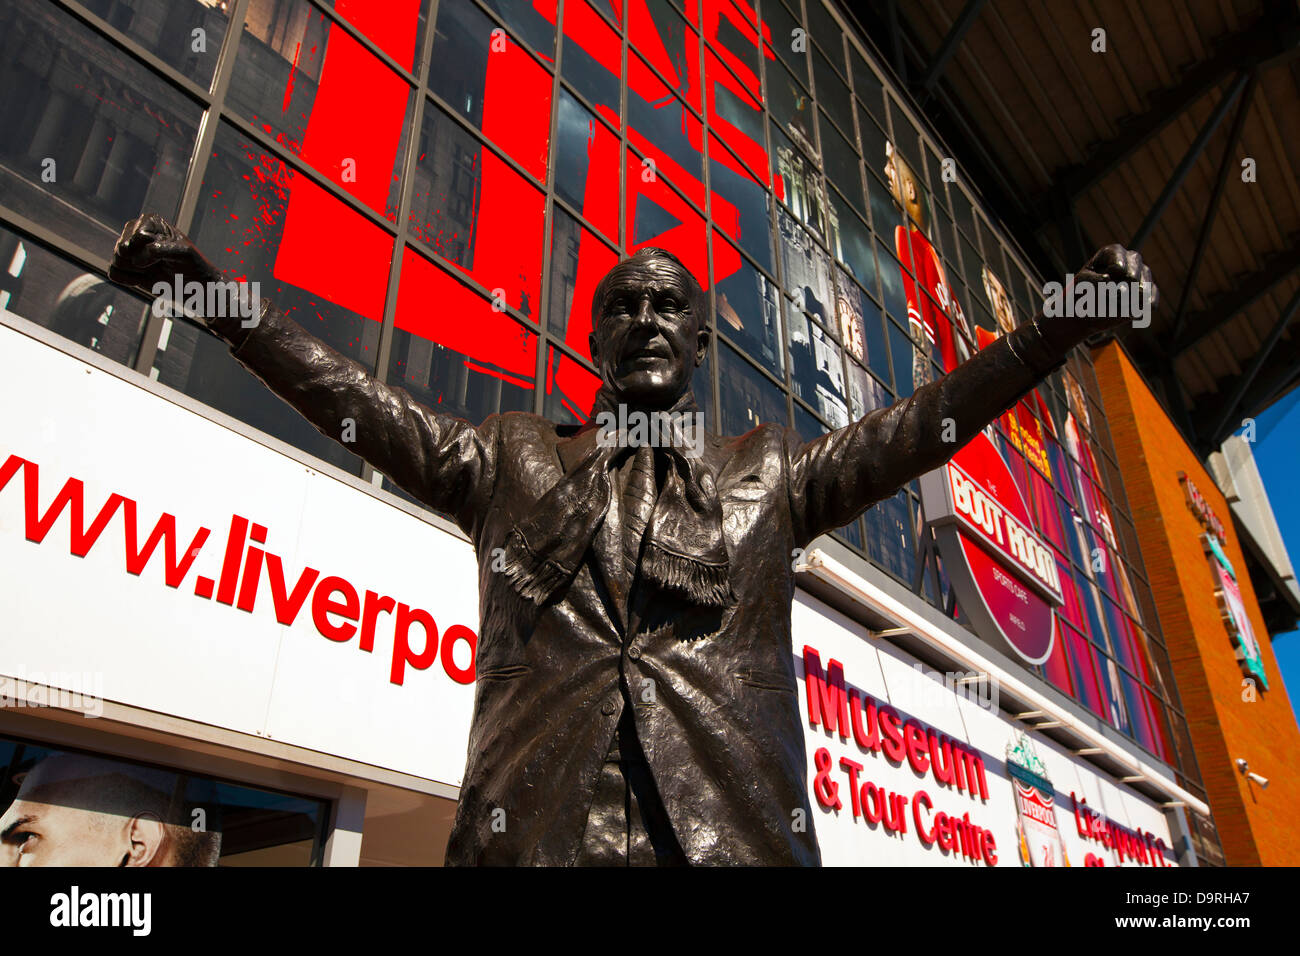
(1235, 759, 1269, 788)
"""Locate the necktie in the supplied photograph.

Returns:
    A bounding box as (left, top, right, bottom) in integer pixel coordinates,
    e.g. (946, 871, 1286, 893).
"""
(621, 444, 658, 581)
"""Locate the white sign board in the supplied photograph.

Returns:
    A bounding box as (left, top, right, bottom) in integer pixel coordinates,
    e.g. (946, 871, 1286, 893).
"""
(0, 323, 479, 785)
(792, 591, 1178, 866)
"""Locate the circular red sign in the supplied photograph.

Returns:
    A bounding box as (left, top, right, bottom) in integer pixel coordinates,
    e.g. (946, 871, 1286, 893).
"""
(937, 432, 1056, 665)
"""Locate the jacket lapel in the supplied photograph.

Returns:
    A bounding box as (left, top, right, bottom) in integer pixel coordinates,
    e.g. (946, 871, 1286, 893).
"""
(556, 426, 629, 632)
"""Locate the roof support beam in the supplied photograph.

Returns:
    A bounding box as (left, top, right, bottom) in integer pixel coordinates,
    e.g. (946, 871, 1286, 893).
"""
(1031, 12, 1300, 214)
(1232, 333, 1300, 425)
(1166, 70, 1259, 345)
(1169, 242, 1300, 356)
(1129, 71, 1250, 251)
(1204, 284, 1300, 448)
(916, 0, 990, 103)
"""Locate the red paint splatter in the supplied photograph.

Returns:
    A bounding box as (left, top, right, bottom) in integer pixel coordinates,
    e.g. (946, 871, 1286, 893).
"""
(284, 41, 301, 113)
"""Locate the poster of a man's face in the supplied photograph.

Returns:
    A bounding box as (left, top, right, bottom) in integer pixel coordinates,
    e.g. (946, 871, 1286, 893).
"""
(982, 267, 1017, 336)
(0, 752, 221, 867)
(1064, 369, 1092, 434)
(884, 141, 930, 233)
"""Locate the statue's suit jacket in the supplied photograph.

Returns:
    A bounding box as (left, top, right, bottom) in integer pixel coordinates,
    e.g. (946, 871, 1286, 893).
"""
(218, 307, 1063, 866)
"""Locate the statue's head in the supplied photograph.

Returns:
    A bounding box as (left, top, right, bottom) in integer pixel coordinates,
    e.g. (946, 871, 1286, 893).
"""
(589, 247, 710, 409)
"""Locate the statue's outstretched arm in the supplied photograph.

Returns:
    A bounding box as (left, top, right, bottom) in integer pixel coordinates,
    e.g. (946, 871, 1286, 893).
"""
(786, 245, 1156, 546)
(109, 214, 498, 531)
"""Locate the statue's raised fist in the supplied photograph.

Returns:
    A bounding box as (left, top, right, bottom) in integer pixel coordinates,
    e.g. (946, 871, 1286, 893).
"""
(1036, 244, 1159, 354)
(109, 214, 222, 300)
(1074, 243, 1158, 314)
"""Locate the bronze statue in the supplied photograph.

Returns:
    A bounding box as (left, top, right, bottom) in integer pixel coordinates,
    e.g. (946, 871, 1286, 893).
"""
(109, 214, 1154, 865)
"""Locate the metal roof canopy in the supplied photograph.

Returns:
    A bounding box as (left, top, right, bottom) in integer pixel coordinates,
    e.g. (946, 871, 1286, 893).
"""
(835, 0, 1300, 459)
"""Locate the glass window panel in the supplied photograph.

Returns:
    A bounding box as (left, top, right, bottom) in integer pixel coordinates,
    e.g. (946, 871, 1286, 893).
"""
(849, 44, 884, 124)
(589, 0, 621, 27)
(883, 137, 931, 240)
(706, 0, 763, 89)
(554, 90, 620, 242)
(767, 59, 817, 149)
(959, 235, 984, 305)
(713, 234, 782, 377)
(428, 0, 553, 181)
(82, 0, 230, 86)
(827, 188, 877, 297)
(762, 0, 807, 82)
(859, 281, 891, 387)
(153, 122, 388, 476)
(233, 0, 414, 222)
(833, 265, 886, 382)
(672, 0, 702, 27)
(805, 0, 843, 63)
(562, 0, 623, 119)
(887, 315, 923, 400)
(1040, 617, 1076, 698)
(695, 344, 715, 433)
(924, 141, 950, 211)
(771, 122, 829, 241)
(389, 254, 537, 428)
(706, 49, 766, 180)
(950, 183, 976, 240)
(544, 347, 602, 424)
(786, 303, 847, 428)
(846, 357, 890, 420)
(719, 341, 787, 435)
(888, 95, 923, 174)
(0, 734, 330, 866)
(933, 204, 958, 264)
(630, 0, 701, 110)
(812, 46, 854, 141)
(320, 0, 430, 74)
(0, 224, 149, 369)
(869, 173, 907, 261)
(546, 205, 619, 345)
(792, 402, 827, 443)
(628, 53, 704, 187)
(876, 240, 908, 326)
(858, 106, 890, 185)
(408, 107, 545, 322)
(1018, 266, 1040, 321)
(0, 0, 201, 261)
(479, 0, 557, 56)
(1060, 621, 1106, 720)
(866, 488, 915, 584)
(777, 210, 834, 326)
(818, 111, 864, 217)
(627, 164, 708, 289)
(709, 135, 773, 274)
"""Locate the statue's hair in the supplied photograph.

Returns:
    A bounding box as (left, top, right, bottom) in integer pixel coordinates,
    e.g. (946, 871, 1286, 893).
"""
(590, 247, 708, 330)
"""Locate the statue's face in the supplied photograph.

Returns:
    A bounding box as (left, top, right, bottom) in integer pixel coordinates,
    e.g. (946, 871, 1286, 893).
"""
(589, 257, 710, 408)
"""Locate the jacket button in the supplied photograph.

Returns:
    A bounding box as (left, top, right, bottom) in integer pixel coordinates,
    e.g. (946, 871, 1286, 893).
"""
(601, 699, 617, 716)
(627, 645, 641, 660)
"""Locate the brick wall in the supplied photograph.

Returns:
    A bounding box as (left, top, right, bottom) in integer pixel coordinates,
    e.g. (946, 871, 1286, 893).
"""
(1092, 341, 1300, 866)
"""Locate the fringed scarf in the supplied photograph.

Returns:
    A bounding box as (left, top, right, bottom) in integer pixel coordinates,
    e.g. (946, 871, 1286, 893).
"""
(499, 387, 734, 611)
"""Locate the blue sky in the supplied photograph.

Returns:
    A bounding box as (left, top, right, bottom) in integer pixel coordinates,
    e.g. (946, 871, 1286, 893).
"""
(1241, 388, 1300, 724)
